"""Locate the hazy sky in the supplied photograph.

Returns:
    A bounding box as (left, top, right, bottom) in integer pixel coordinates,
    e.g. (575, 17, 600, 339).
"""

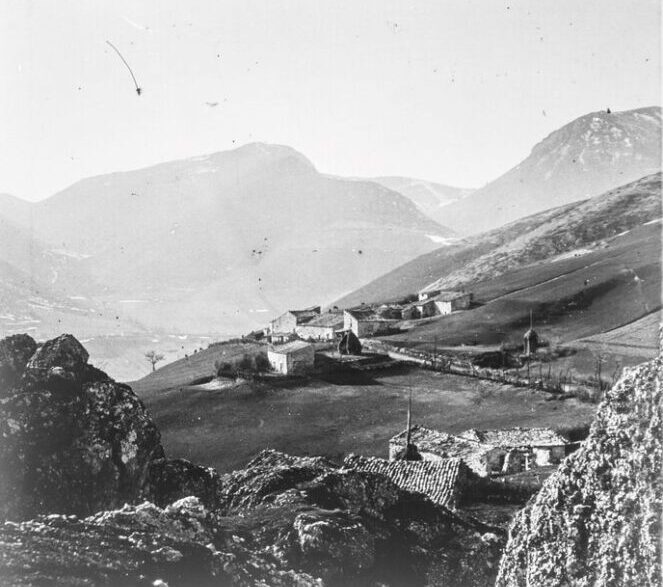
(1, 0, 660, 201)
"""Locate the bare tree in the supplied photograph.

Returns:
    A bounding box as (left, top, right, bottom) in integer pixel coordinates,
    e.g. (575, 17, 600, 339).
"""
(145, 350, 165, 372)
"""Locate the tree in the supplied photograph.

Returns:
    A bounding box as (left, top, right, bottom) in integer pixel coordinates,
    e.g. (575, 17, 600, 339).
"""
(145, 350, 165, 372)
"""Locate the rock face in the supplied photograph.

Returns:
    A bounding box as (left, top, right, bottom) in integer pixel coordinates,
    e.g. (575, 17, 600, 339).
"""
(0, 333, 503, 585)
(0, 334, 37, 394)
(0, 334, 165, 520)
(496, 356, 662, 586)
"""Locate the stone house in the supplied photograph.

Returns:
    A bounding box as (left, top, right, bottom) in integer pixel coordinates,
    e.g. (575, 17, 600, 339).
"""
(267, 340, 315, 375)
(389, 425, 569, 476)
(269, 306, 321, 339)
(343, 309, 397, 337)
(343, 454, 477, 510)
(295, 311, 344, 341)
(432, 291, 473, 315)
(459, 428, 569, 469)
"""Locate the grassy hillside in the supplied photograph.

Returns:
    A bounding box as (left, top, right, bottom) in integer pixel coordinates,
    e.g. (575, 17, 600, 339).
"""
(131, 340, 265, 398)
(381, 221, 660, 350)
(335, 173, 661, 308)
(141, 366, 596, 474)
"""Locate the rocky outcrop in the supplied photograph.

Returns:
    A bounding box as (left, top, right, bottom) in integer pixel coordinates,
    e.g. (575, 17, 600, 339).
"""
(0, 334, 166, 520)
(0, 334, 37, 394)
(496, 356, 662, 586)
(0, 497, 322, 586)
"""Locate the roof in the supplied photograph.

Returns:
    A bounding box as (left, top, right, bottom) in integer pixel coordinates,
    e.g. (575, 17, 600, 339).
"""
(298, 312, 344, 328)
(344, 308, 396, 322)
(268, 340, 314, 355)
(459, 427, 568, 447)
(343, 454, 464, 509)
(390, 426, 494, 467)
(523, 328, 538, 339)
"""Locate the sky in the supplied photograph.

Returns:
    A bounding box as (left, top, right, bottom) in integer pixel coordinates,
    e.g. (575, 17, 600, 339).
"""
(1, 0, 661, 201)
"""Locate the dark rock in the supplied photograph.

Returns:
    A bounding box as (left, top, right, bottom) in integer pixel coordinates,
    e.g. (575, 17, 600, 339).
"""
(0, 334, 164, 521)
(0, 334, 37, 395)
(496, 357, 662, 586)
(149, 458, 225, 510)
(0, 497, 322, 587)
(25, 334, 89, 378)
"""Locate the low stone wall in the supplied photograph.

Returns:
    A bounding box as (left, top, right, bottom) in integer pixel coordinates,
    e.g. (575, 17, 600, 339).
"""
(361, 339, 595, 397)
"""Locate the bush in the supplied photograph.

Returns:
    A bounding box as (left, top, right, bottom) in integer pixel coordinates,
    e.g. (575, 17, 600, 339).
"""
(254, 353, 270, 372)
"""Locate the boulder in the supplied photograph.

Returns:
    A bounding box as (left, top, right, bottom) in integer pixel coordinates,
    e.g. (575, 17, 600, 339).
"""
(496, 356, 662, 586)
(0, 334, 165, 521)
(148, 458, 225, 510)
(0, 334, 37, 395)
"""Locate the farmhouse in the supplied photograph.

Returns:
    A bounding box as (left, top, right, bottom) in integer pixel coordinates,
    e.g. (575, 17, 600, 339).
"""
(267, 340, 315, 375)
(295, 311, 344, 341)
(343, 308, 398, 337)
(390, 426, 495, 476)
(343, 454, 477, 510)
(389, 425, 569, 476)
(432, 291, 473, 315)
(269, 306, 321, 339)
(459, 427, 569, 468)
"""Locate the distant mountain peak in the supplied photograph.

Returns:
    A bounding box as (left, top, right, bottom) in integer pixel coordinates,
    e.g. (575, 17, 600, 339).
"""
(441, 105, 662, 234)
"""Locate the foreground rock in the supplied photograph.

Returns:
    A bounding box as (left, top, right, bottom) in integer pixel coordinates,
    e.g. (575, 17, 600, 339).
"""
(0, 333, 502, 585)
(0, 334, 165, 520)
(496, 356, 662, 586)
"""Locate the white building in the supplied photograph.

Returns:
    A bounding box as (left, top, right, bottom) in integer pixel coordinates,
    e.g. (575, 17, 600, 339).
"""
(267, 340, 315, 375)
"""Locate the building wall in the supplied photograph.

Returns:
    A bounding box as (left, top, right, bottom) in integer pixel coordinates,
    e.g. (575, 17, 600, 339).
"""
(435, 301, 453, 315)
(267, 351, 289, 374)
(271, 312, 297, 334)
(288, 346, 315, 374)
(296, 325, 336, 341)
(416, 300, 437, 317)
(267, 346, 314, 374)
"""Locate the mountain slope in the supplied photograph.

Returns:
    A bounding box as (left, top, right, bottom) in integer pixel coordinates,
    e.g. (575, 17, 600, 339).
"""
(2, 143, 453, 336)
(336, 172, 662, 309)
(368, 176, 474, 226)
(442, 106, 661, 234)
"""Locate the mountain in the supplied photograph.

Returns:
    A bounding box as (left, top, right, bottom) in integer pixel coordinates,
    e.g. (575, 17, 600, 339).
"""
(336, 173, 662, 308)
(0, 143, 453, 337)
(368, 176, 474, 226)
(442, 106, 662, 234)
(334, 173, 662, 349)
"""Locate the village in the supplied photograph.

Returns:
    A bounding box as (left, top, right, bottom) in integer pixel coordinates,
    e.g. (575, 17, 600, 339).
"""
(251, 283, 573, 511)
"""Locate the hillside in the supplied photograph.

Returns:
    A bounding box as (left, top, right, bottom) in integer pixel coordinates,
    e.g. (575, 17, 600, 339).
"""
(496, 355, 662, 586)
(336, 173, 662, 310)
(369, 176, 474, 226)
(442, 106, 661, 234)
(0, 143, 452, 337)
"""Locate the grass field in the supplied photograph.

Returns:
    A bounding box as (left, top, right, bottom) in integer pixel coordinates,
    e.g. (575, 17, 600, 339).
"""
(380, 223, 661, 378)
(142, 365, 596, 474)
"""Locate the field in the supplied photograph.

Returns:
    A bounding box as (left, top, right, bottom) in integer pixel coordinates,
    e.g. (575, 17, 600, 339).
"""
(141, 365, 597, 474)
(379, 223, 661, 379)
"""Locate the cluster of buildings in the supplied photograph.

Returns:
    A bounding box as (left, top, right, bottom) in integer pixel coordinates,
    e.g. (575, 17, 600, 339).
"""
(339, 423, 570, 511)
(262, 288, 475, 373)
(389, 425, 569, 476)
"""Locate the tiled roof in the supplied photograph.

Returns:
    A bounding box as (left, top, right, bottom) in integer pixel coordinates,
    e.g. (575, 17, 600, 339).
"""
(298, 312, 344, 328)
(459, 427, 568, 447)
(268, 340, 313, 355)
(389, 426, 494, 475)
(343, 454, 463, 509)
(345, 308, 397, 322)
